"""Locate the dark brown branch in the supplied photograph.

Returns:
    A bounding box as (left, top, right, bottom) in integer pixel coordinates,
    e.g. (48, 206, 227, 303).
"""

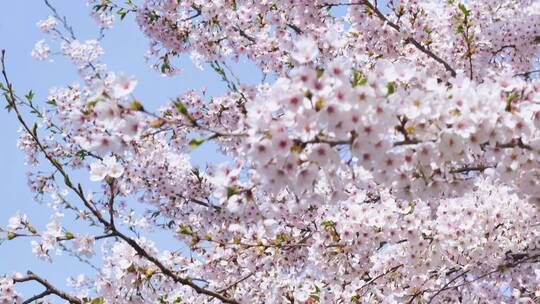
(359, 264, 403, 296)
(514, 69, 540, 78)
(234, 27, 256, 43)
(365, 0, 456, 76)
(495, 138, 532, 151)
(14, 271, 82, 304)
(113, 232, 238, 303)
(95, 233, 117, 240)
(405, 38, 457, 77)
(449, 164, 492, 174)
(426, 269, 469, 303)
(23, 290, 53, 304)
(218, 270, 256, 293)
(322, 1, 457, 76)
(287, 23, 303, 35)
(395, 115, 413, 143)
(190, 197, 222, 210)
(297, 133, 356, 148)
(428, 253, 540, 303)
(393, 138, 422, 146)
(491, 44, 515, 56)
(107, 181, 116, 228)
(181, 5, 202, 21)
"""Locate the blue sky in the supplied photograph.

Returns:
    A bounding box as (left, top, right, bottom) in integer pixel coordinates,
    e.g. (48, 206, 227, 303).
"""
(0, 0, 258, 299)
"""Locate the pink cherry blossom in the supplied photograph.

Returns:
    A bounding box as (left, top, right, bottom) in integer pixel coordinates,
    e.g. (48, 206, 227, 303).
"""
(31, 40, 50, 61)
(89, 156, 124, 181)
(112, 74, 137, 99)
(36, 16, 56, 33)
(2, 1, 540, 303)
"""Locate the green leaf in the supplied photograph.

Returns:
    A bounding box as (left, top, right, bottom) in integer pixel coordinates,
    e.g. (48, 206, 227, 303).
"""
(358, 77, 368, 86)
(51, 159, 61, 169)
(316, 68, 325, 78)
(227, 186, 240, 199)
(314, 97, 324, 112)
(32, 123, 38, 137)
(505, 92, 519, 111)
(309, 294, 320, 302)
(386, 82, 396, 96)
(276, 233, 291, 243)
(27, 226, 37, 234)
(160, 54, 171, 74)
(175, 99, 188, 115)
(25, 90, 34, 101)
(129, 100, 144, 111)
(117, 8, 128, 20)
(458, 3, 470, 17)
(90, 298, 104, 304)
(351, 69, 361, 87)
(188, 138, 205, 150)
(321, 220, 336, 228)
(87, 99, 100, 107)
(4, 105, 12, 112)
(64, 175, 73, 187)
(93, 4, 105, 12)
(75, 150, 88, 159)
(174, 98, 196, 124)
(178, 224, 193, 236)
(351, 69, 368, 87)
(173, 297, 182, 304)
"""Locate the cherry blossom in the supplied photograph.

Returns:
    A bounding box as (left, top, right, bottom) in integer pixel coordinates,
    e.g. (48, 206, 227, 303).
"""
(112, 74, 137, 99)
(72, 234, 95, 258)
(6, 213, 29, 231)
(31, 40, 50, 61)
(291, 36, 319, 64)
(1, 0, 540, 303)
(0, 277, 22, 304)
(89, 156, 124, 181)
(36, 15, 56, 33)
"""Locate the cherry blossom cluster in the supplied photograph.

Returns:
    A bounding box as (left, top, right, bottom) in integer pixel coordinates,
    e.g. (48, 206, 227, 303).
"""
(1, 0, 540, 303)
(244, 57, 540, 203)
(0, 277, 23, 304)
(136, 0, 540, 78)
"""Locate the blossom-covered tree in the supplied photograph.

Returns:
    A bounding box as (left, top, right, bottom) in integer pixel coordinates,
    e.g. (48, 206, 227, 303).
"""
(1, 0, 540, 303)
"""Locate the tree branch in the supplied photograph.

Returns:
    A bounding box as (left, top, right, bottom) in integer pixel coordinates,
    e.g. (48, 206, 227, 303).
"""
(427, 253, 540, 303)
(323, 1, 457, 76)
(14, 271, 82, 304)
(515, 69, 540, 79)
